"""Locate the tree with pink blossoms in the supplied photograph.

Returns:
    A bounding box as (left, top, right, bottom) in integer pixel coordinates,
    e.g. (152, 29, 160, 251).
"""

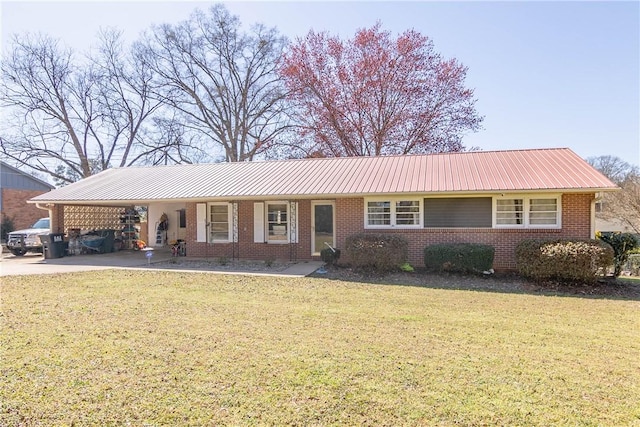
(279, 23, 483, 157)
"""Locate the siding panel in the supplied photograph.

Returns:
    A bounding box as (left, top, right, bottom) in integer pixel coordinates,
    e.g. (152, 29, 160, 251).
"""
(424, 197, 492, 228)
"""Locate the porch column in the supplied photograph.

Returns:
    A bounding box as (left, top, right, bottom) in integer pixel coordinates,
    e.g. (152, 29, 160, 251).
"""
(50, 204, 64, 233)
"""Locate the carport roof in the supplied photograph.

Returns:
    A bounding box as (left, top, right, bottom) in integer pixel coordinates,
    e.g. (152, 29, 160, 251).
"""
(30, 148, 617, 204)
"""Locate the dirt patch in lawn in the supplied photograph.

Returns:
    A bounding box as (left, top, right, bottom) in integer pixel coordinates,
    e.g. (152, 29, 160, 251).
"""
(310, 265, 640, 300)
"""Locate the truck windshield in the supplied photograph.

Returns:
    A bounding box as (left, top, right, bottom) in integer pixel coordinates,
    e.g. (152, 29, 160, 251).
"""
(31, 218, 50, 229)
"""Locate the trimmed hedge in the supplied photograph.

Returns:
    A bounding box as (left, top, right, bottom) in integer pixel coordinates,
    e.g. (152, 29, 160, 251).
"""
(424, 243, 495, 274)
(344, 233, 408, 272)
(515, 239, 614, 284)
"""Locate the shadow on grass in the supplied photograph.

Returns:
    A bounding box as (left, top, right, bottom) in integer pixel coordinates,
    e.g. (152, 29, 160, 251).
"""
(308, 266, 640, 302)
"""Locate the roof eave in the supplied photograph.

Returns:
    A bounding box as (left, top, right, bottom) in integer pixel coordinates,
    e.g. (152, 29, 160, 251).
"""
(28, 186, 618, 205)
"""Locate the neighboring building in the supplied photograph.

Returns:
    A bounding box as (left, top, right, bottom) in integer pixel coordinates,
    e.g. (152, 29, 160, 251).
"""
(595, 215, 636, 233)
(1, 161, 54, 230)
(594, 185, 639, 234)
(30, 148, 617, 270)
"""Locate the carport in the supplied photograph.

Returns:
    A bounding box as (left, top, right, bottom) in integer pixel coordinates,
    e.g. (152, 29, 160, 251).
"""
(31, 201, 187, 258)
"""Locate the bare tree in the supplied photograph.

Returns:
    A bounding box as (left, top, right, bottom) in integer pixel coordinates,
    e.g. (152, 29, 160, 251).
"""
(588, 155, 640, 233)
(136, 4, 291, 162)
(132, 112, 211, 166)
(588, 155, 639, 184)
(0, 30, 163, 184)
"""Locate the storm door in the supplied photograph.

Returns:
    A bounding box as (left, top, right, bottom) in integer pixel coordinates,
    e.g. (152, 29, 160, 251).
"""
(311, 202, 335, 256)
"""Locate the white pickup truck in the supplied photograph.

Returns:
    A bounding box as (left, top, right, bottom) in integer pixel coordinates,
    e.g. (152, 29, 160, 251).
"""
(6, 217, 50, 256)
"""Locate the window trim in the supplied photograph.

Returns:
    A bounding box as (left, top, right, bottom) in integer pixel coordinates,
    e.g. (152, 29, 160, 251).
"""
(492, 194, 561, 229)
(208, 202, 232, 243)
(364, 197, 423, 229)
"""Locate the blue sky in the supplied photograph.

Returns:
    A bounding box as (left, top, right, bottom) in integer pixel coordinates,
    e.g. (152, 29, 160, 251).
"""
(2, 1, 639, 166)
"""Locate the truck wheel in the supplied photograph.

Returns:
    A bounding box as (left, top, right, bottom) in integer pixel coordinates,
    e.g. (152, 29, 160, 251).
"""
(10, 249, 26, 256)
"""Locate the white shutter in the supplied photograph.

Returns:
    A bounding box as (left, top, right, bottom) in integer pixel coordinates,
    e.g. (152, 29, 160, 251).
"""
(196, 203, 207, 242)
(253, 202, 264, 243)
(292, 201, 299, 243)
(232, 202, 238, 243)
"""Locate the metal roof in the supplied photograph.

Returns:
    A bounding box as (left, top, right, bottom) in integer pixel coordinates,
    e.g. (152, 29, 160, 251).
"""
(30, 148, 617, 204)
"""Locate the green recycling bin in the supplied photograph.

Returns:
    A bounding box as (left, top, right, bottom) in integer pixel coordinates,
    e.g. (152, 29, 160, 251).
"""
(43, 233, 66, 259)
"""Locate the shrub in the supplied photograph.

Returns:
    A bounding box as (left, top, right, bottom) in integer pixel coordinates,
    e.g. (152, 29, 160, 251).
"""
(424, 243, 495, 274)
(626, 253, 640, 276)
(344, 233, 408, 272)
(399, 262, 414, 273)
(515, 239, 614, 284)
(320, 247, 341, 266)
(1, 214, 15, 242)
(596, 232, 639, 277)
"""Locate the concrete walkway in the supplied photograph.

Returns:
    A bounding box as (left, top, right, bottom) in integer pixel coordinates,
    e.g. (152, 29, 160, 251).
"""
(0, 249, 324, 278)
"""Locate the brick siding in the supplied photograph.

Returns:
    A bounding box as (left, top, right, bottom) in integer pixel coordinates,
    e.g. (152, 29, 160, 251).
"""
(1, 189, 50, 231)
(185, 200, 314, 261)
(49, 193, 594, 271)
(181, 194, 593, 269)
(335, 193, 593, 271)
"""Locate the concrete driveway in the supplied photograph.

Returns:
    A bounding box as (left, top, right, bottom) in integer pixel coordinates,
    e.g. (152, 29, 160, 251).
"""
(0, 248, 172, 276)
(0, 248, 322, 277)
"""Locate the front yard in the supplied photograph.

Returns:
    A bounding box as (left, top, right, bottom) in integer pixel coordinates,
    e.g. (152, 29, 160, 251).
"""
(2, 270, 638, 425)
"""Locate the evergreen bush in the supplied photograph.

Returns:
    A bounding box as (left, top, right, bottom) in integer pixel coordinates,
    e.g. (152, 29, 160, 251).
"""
(424, 243, 495, 274)
(515, 239, 613, 283)
(344, 233, 408, 272)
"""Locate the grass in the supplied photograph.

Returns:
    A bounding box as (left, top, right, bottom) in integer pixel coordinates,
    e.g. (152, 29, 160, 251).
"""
(2, 270, 639, 426)
(619, 275, 640, 284)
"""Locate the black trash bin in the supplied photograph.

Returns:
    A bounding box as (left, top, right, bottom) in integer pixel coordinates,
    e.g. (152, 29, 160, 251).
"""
(101, 229, 116, 253)
(43, 233, 66, 259)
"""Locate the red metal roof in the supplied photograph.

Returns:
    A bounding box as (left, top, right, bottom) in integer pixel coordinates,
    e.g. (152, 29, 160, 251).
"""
(31, 148, 618, 204)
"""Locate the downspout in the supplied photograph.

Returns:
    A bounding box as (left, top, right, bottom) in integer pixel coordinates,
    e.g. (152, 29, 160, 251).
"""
(35, 202, 51, 212)
(35, 203, 54, 230)
(35, 203, 60, 233)
(591, 192, 602, 239)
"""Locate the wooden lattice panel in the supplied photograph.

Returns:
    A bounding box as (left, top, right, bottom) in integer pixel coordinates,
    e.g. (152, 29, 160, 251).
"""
(63, 205, 129, 233)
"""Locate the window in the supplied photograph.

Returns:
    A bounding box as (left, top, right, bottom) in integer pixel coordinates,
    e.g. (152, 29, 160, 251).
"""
(494, 196, 560, 228)
(365, 198, 422, 228)
(267, 202, 288, 242)
(209, 203, 230, 242)
(367, 201, 391, 226)
(395, 201, 420, 225)
(529, 198, 558, 225)
(595, 201, 604, 213)
(178, 209, 186, 228)
(496, 199, 524, 225)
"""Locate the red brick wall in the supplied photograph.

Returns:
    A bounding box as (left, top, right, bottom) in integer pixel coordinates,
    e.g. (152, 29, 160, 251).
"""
(181, 193, 593, 270)
(335, 194, 594, 271)
(50, 204, 65, 234)
(1, 189, 51, 230)
(184, 200, 313, 261)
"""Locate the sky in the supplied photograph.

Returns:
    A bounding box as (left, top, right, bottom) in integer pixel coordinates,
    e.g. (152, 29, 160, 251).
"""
(1, 0, 639, 166)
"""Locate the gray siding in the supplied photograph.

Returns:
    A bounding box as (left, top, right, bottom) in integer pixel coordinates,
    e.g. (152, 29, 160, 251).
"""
(0, 162, 53, 191)
(424, 197, 492, 228)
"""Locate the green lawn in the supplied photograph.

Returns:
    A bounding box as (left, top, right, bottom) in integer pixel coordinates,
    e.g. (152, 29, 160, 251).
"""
(2, 270, 639, 426)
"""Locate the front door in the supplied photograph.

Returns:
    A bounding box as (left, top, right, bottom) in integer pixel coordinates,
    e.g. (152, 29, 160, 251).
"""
(311, 202, 335, 256)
